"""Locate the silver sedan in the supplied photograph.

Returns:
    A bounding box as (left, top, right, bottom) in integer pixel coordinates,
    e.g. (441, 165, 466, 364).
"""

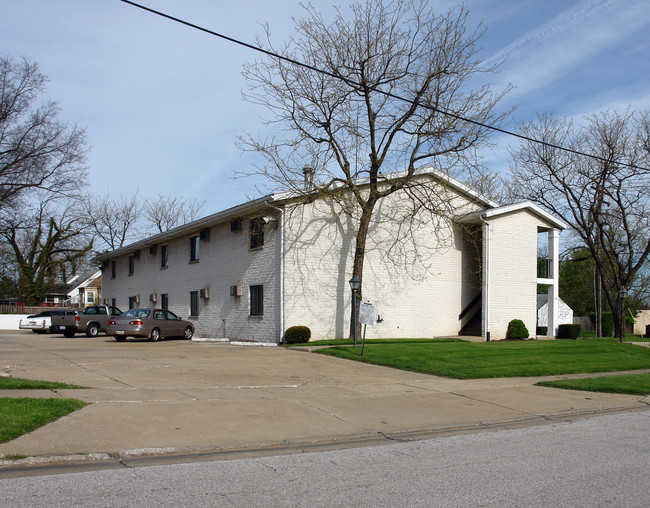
(106, 308, 194, 342)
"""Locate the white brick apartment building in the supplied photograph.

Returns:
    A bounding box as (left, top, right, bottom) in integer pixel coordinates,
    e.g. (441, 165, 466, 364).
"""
(96, 169, 567, 343)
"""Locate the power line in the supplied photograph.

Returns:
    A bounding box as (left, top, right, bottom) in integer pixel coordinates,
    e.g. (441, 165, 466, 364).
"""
(118, 0, 649, 172)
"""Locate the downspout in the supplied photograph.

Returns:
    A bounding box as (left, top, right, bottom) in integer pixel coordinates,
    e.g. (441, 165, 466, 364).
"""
(265, 201, 285, 343)
(480, 214, 491, 342)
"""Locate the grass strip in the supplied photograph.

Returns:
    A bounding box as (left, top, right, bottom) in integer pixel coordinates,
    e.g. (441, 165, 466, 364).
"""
(315, 339, 650, 379)
(287, 338, 464, 347)
(0, 378, 86, 390)
(537, 373, 650, 396)
(0, 398, 89, 444)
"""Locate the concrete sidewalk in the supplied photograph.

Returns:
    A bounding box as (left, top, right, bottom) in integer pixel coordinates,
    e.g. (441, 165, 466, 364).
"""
(1, 331, 649, 469)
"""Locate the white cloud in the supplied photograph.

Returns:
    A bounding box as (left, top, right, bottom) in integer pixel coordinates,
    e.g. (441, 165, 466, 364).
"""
(485, 0, 650, 99)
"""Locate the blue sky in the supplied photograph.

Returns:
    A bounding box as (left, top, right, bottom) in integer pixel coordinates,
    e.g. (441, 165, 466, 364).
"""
(2, 0, 649, 213)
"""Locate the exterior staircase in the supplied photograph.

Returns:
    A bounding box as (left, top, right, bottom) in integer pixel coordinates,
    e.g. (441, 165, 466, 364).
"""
(459, 310, 482, 337)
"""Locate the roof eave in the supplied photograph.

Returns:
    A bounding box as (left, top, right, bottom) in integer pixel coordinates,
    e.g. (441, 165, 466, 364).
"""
(94, 194, 277, 263)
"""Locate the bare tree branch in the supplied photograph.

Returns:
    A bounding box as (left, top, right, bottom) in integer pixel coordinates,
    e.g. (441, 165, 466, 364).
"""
(0, 56, 88, 208)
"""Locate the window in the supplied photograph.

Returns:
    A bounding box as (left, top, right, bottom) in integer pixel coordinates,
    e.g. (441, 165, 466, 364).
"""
(190, 291, 199, 317)
(87, 292, 95, 303)
(161, 244, 169, 268)
(161, 293, 169, 310)
(128, 296, 137, 309)
(111, 298, 116, 308)
(250, 217, 265, 249)
(111, 261, 116, 279)
(128, 254, 135, 275)
(250, 285, 263, 316)
(190, 235, 200, 262)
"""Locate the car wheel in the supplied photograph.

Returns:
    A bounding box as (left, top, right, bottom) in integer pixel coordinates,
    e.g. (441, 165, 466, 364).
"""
(115, 336, 126, 342)
(149, 328, 160, 342)
(183, 326, 193, 340)
(86, 324, 99, 337)
(31, 329, 39, 333)
(63, 331, 75, 338)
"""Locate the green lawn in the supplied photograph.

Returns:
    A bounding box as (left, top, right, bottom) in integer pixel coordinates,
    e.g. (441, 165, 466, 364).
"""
(0, 377, 86, 390)
(315, 338, 650, 379)
(537, 373, 650, 395)
(0, 398, 89, 444)
(288, 338, 463, 347)
(0, 377, 88, 445)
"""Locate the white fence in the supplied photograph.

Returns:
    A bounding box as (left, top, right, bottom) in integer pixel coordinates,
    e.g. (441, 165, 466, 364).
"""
(0, 314, 30, 330)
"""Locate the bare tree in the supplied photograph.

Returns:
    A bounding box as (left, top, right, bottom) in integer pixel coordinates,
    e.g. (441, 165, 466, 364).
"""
(0, 56, 87, 209)
(142, 195, 204, 234)
(86, 192, 205, 251)
(239, 0, 510, 337)
(84, 193, 141, 252)
(0, 196, 92, 305)
(510, 110, 650, 341)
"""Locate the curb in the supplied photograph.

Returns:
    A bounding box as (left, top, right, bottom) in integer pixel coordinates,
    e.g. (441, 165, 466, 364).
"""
(2, 404, 648, 478)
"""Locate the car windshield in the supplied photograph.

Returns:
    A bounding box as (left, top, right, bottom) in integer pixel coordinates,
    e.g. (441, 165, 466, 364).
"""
(123, 309, 150, 318)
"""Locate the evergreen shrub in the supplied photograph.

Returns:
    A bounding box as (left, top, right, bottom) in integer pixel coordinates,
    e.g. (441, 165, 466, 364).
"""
(285, 326, 311, 344)
(506, 319, 529, 340)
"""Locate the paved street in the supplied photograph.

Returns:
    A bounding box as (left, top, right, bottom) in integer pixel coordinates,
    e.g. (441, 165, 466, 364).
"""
(1, 411, 649, 507)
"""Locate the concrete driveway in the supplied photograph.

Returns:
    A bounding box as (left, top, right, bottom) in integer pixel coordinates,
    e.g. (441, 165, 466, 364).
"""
(1, 330, 648, 464)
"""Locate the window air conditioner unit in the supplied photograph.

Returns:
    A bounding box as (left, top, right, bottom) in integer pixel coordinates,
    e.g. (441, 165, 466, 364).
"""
(150, 293, 157, 303)
(230, 219, 242, 232)
(200, 288, 209, 299)
(199, 228, 210, 241)
(149, 245, 157, 256)
(229, 284, 242, 297)
(134, 295, 140, 304)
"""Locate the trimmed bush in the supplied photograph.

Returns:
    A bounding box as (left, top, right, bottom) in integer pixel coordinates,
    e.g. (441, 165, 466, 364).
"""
(285, 326, 311, 344)
(536, 326, 548, 336)
(602, 312, 614, 337)
(557, 323, 581, 339)
(506, 319, 529, 340)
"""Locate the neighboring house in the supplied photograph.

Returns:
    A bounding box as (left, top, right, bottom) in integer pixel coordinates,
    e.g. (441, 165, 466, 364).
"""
(60, 270, 102, 308)
(96, 168, 567, 343)
(537, 294, 574, 331)
(633, 307, 650, 336)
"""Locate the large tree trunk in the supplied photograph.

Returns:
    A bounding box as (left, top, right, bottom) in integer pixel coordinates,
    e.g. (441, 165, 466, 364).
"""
(349, 203, 375, 340)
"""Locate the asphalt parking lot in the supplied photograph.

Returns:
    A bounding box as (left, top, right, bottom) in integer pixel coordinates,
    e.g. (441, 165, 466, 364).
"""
(1, 330, 648, 466)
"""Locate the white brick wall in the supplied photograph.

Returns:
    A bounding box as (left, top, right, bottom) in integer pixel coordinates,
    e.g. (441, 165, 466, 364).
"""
(282, 181, 484, 339)
(484, 209, 559, 340)
(100, 215, 281, 341)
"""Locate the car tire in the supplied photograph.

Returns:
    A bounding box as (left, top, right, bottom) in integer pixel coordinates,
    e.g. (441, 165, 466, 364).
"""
(86, 324, 99, 337)
(115, 336, 126, 342)
(149, 328, 160, 342)
(63, 331, 75, 338)
(183, 326, 193, 340)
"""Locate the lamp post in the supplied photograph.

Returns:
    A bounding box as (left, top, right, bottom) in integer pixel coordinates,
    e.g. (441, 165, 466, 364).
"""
(349, 276, 361, 346)
(617, 285, 628, 343)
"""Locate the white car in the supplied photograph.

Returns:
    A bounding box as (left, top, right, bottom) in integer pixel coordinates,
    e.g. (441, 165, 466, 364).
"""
(19, 310, 77, 333)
